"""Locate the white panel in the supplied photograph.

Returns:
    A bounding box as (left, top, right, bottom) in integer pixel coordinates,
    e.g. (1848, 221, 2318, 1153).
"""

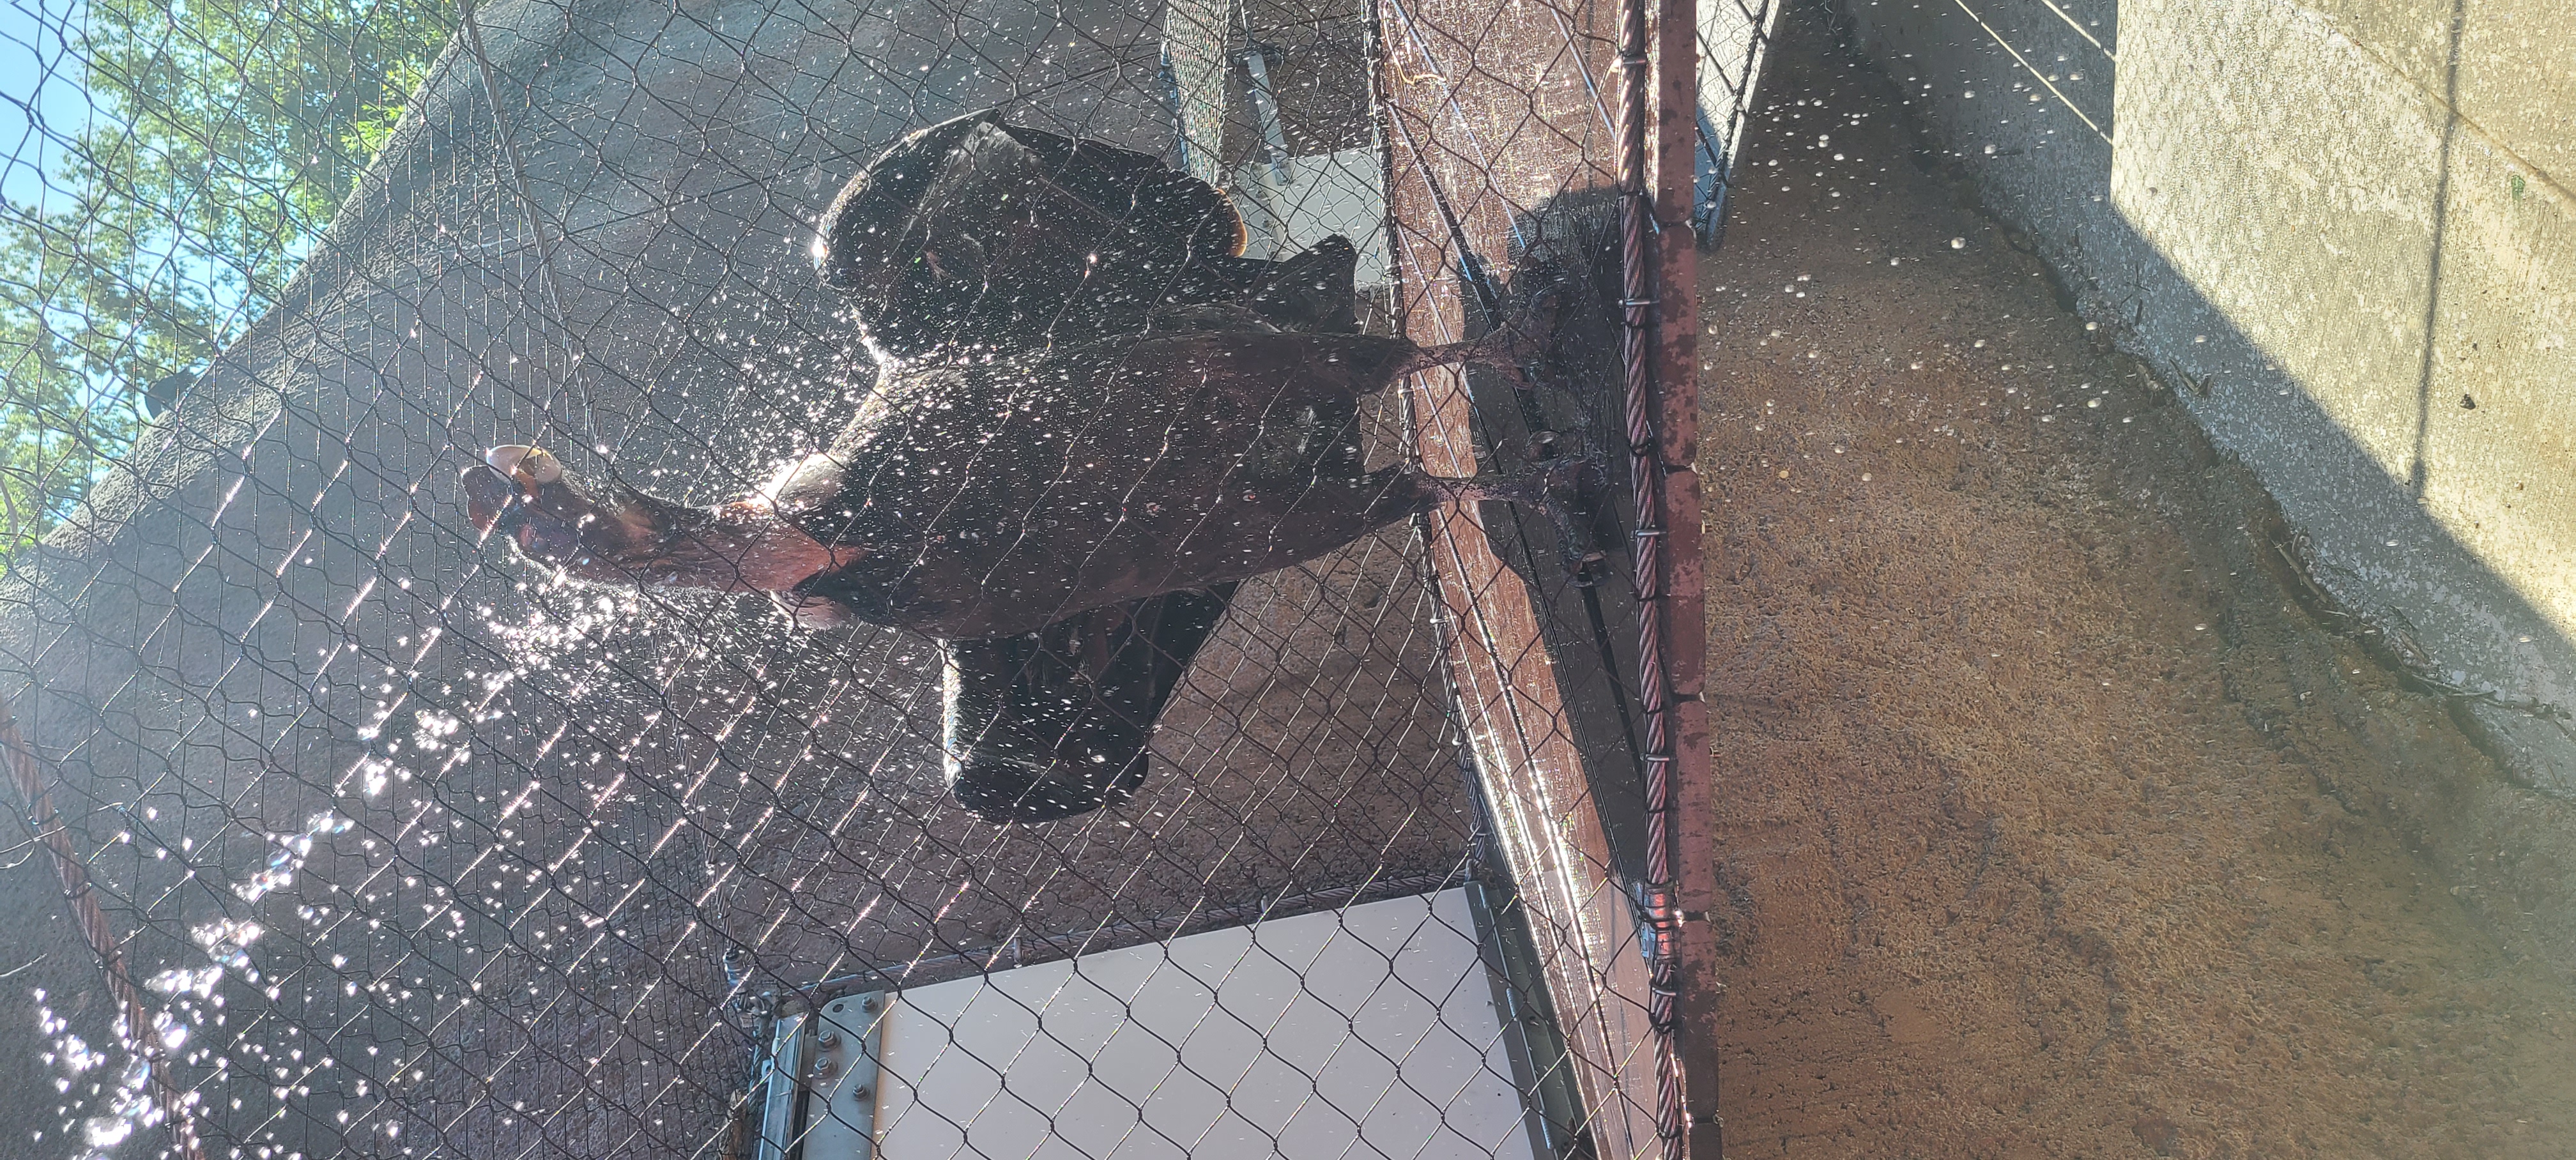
(1231, 148, 1394, 286)
(874, 889, 1535, 1159)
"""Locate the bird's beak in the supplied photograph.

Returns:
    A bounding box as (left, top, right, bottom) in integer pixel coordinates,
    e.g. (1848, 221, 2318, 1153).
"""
(485, 445, 564, 492)
(462, 444, 564, 537)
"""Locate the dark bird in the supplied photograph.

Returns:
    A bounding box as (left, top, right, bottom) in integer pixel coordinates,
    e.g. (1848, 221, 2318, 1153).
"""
(811, 107, 1342, 356)
(463, 110, 1557, 821)
(142, 369, 195, 418)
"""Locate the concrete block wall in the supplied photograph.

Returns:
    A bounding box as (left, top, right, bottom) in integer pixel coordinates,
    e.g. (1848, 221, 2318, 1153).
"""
(1836, 0, 2575, 794)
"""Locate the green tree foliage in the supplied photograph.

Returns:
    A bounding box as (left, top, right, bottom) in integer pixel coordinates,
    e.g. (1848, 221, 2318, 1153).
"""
(0, 0, 450, 558)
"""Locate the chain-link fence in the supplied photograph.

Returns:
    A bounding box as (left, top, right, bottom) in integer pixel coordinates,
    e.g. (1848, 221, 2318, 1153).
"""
(0, 0, 1757, 1153)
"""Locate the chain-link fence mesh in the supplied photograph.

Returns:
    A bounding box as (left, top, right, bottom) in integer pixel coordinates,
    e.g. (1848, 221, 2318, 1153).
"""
(0, 0, 1759, 1153)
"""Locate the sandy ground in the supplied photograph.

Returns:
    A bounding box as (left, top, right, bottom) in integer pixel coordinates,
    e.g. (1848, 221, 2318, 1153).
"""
(1696, 12, 2576, 1159)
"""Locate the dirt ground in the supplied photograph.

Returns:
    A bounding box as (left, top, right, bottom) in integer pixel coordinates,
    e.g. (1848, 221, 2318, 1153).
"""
(1696, 13, 2576, 1159)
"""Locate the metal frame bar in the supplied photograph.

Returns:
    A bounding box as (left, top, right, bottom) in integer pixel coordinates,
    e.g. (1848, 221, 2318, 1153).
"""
(1376, 3, 1686, 1157)
(750, 993, 888, 1160)
(1650, 0, 1719, 1152)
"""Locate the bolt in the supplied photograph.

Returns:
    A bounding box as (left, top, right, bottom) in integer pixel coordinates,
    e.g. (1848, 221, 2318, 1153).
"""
(816, 1031, 839, 1050)
(851, 1085, 873, 1103)
(811, 1057, 834, 1077)
(860, 996, 880, 1014)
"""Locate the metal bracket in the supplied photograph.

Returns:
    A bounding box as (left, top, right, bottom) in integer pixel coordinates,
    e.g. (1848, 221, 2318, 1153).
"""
(752, 1011, 807, 1160)
(805, 993, 889, 1159)
(1238, 42, 1297, 188)
(1464, 880, 1598, 1159)
(1233, 40, 1297, 257)
(752, 992, 889, 1160)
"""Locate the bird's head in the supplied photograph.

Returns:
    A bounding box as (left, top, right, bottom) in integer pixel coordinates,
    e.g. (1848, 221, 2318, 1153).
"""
(464, 445, 855, 601)
(461, 445, 626, 573)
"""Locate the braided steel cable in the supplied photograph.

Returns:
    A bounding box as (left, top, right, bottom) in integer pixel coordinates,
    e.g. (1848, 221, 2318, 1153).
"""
(1616, 0, 1687, 1152)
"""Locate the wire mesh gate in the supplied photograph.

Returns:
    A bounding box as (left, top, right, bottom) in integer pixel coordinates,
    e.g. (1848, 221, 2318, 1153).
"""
(0, 0, 1756, 1153)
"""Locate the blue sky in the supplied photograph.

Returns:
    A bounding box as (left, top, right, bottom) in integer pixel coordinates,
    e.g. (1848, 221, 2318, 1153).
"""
(1, 0, 92, 211)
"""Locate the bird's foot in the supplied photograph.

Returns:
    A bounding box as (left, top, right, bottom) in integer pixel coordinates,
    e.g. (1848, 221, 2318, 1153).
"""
(1418, 454, 1584, 505)
(1402, 276, 1569, 378)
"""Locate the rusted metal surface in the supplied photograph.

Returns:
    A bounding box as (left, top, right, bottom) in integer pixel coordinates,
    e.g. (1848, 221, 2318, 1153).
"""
(1645, 0, 1719, 1152)
(1376, 0, 1676, 1151)
(1616, 0, 1706, 1151)
(1410, 399, 1660, 1160)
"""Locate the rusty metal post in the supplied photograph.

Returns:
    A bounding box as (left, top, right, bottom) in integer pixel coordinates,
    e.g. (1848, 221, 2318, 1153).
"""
(1639, 0, 1713, 1152)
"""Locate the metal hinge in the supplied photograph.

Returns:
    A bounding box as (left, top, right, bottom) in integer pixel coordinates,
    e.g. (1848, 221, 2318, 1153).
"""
(753, 991, 889, 1160)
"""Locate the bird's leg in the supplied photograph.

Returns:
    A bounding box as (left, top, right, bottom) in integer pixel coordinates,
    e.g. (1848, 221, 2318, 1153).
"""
(1307, 458, 1586, 519)
(1186, 279, 1565, 410)
(1390, 279, 1565, 380)
(461, 446, 846, 594)
(1406, 455, 1584, 507)
(1409, 456, 1603, 576)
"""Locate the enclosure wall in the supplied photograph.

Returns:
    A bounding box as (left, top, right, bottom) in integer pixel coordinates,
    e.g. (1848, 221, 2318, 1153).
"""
(1836, 0, 2576, 796)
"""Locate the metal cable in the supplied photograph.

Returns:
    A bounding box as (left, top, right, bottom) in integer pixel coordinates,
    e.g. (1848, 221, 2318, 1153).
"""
(1614, 0, 1688, 1152)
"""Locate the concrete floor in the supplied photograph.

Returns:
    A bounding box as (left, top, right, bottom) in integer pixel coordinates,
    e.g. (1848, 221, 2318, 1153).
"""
(1696, 11, 2576, 1157)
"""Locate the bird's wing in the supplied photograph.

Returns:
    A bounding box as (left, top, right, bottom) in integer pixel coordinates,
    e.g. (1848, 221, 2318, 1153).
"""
(820, 111, 1254, 360)
(815, 109, 1000, 294)
(1146, 301, 1281, 335)
(940, 584, 1236, 823)
(992, 121, 1245, 259)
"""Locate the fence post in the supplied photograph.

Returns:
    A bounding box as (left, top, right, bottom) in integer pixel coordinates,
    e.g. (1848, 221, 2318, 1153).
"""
(1644, 0, 1717, 1152)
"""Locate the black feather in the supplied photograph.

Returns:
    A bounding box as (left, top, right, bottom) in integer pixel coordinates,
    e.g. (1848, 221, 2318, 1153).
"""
(940, 584, 1235, 823)
(816, 109, 1249, 359)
